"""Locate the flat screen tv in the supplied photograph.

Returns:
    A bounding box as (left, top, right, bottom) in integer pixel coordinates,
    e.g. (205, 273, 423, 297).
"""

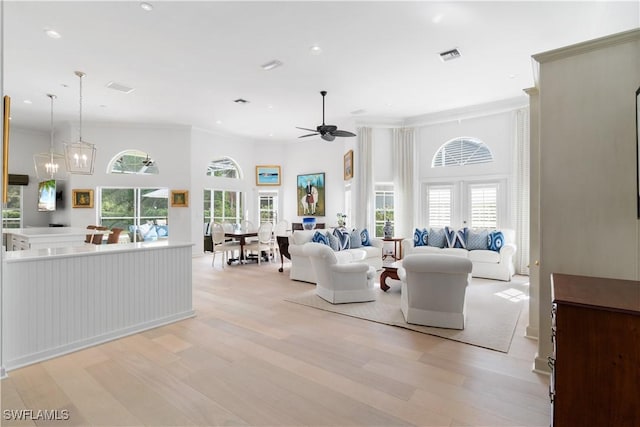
(37, 179, 56, 212)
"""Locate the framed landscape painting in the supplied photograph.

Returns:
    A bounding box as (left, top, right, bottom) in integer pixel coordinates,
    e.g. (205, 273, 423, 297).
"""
(256, 165, 281, 186)
(344, 149, 353, 180)
(171, 190, 189, 207)
(72, 189, 94, 208)
(297, 172, 325, 216)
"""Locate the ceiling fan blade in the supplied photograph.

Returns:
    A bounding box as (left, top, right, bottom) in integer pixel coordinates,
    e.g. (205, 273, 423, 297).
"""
(318, 124, 337, 132)
(321, 133, 336, 142)
(298, 133, 319, 138)
(296, 126, 317, 132)
(331, 130, 357, 137)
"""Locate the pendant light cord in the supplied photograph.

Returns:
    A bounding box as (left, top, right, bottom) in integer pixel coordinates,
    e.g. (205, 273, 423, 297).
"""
(75, 71, 85, 142)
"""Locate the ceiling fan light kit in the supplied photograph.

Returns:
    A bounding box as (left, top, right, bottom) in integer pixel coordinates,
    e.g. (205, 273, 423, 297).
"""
(297, 91, 356, 141)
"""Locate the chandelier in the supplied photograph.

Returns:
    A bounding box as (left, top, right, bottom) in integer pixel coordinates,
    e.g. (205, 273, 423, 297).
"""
(34, 94, 68, 180)
(64, 71, 96, 175)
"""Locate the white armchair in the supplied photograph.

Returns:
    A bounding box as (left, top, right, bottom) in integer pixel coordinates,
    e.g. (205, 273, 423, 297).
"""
(304, 242, 377, 304)
(398, 254, 472, 329)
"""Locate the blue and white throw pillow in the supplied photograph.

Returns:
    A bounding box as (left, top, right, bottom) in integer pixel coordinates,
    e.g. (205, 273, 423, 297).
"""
(467, 229, 489, 250)
(445, 226, 468, 249)
(326, 231, 339, 251)
(488, 231, 505, 252)
(413, 228, 428, 246)
(360, 228, 371, 246)
(333, 228, 351, 251)
(350, 228, 362, 248)
(311, 230, 329, 246)
(427, 227, 446, 248)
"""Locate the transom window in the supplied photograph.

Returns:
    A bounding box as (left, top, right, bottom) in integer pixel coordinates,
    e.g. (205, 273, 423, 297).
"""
(207, 157, 241, 178)
(108, 150, 159, 175)
(432, 137, 493, 167)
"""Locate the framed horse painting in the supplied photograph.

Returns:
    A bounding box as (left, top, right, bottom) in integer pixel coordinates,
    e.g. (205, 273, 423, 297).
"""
(297, 172, 325, 216)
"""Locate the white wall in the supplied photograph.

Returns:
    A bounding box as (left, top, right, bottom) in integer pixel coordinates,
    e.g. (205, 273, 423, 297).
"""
(7, 127, 51, 227)
(533, 29, 640, 373)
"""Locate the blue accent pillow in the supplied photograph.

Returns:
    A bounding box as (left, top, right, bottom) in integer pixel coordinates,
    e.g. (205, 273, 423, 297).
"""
(155, 225, 168, 237)
(326, 231, 339, 251)
(427, 228, 446, 248)
(333, 228, 351, 251)
(413, 228, 428, 246)
(360, 229, 371, 246)
(488, 231, 505, 251)
(350, 228, 362, 248)
(445, 226, 468, 249)
(311, 230, 329, 246)
(467, 229, 488, 250)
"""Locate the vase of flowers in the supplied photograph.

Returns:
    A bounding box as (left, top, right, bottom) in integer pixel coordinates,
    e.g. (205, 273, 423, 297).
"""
(336, 213, 347, 228)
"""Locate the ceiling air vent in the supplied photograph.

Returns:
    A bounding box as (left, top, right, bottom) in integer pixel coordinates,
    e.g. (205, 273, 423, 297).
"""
(234, 98, 249, 104)
(105, 81, 135, 93)
(439, 48, 461, 62)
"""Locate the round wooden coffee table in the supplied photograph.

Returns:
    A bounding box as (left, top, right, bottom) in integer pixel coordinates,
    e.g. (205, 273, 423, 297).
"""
(380, 260, 401, 292)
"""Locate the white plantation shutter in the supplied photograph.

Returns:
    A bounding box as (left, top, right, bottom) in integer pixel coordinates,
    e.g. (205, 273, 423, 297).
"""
(470, 184, 498, 228)
(428, 186, 452, 228)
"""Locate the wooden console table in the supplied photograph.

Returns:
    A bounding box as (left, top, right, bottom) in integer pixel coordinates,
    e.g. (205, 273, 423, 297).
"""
(550, 273, 640, 426)
(382, 237, 404, 261)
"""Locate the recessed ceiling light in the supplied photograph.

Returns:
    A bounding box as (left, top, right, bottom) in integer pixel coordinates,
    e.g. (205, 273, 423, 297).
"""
(23, 100, 32, 105)
(99, 104, 107, 108)
(508, 74, 518, 79)
(267, 104, 274, 110)
(309, 45, 322, 55)
(432, 14, 444, 24)
(140, 2, 153, 11)
(261, 60, 283, 71)
(350, 109, 366, 115)
(215, 120, 223, 125)
(268, 133, 274, 137)
(44, 28, 61, 39)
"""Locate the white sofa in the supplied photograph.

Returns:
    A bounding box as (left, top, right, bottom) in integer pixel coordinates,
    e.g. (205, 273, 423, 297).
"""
(305, 242, 377, 304)
(288, 229, 383, 283)
(401, 229, 516, 281)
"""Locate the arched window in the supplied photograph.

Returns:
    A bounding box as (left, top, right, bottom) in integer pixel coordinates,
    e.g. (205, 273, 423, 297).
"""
(432, 137, 493, 167)
(207, 157, 242, 179)
(108, 150, 159, 175)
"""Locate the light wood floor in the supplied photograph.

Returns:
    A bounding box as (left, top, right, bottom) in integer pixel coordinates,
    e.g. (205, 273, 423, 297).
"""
(1, 256, 550, 427)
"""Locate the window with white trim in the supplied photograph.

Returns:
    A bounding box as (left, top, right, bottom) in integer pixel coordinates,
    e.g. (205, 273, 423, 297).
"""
(258, 191, 278, 225)
(469, 183, 498, 228)
(374, 184, 394, 237)
(2, 185, 22, 228)
(432, 137, 493, 167)
(204, 189, 244, 225)
(427, 185, 452, 228)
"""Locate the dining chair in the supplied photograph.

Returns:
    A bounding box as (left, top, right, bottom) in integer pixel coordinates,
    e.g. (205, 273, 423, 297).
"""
(272, 220, 289, 259)
(211, 223, 240, 268)
(107, 227, 124, 244)
(244, 222, 273, 265)
(85, 225, 96, 243)
(91, 226, 109, 245)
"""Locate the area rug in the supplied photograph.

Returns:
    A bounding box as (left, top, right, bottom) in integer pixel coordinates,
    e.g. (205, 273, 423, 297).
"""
(285, 276, 529, 353)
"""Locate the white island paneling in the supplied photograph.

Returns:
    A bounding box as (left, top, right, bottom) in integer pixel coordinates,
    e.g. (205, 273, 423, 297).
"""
(1, 241, 194, 372)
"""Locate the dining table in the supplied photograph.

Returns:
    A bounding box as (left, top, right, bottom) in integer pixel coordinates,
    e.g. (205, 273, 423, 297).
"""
(224, 230, 258, 264)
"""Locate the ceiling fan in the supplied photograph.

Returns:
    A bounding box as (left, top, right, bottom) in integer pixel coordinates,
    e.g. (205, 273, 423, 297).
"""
(297, 91, 356, 141)
(141, 154, 154, 167)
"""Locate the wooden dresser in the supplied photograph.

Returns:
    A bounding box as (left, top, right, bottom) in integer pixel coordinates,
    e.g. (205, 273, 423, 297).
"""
(550, 273, 640, 427)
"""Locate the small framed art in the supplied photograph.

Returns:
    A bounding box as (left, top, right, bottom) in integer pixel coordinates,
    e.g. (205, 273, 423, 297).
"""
(344, 149, 353, 180)
(256, 165, 281, 186)
(171, 190, 189, 207)
(72, 189, 94, 208)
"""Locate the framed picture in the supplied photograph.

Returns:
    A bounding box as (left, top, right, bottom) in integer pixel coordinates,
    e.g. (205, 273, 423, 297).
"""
(72, 189, 94, 208)
(256, 165, 281, 186)
(171, 190, 189, 207)
(297, 172, 325, 216)
(344, 149, 354, 180)
(637, 86, 640, 218)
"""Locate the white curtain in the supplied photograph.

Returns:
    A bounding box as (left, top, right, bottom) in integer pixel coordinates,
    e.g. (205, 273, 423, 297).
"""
(392, 128, 416, 238)
(512, 108, 530, 275)
(355, 127, 374, 231)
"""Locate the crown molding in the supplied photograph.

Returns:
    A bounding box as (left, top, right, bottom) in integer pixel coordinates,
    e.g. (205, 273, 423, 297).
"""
(533, 28, 640, 64)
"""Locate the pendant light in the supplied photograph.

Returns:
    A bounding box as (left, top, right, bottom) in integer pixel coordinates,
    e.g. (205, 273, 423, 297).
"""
(64, 71, 96, 174)
(34, 94, 68, 179)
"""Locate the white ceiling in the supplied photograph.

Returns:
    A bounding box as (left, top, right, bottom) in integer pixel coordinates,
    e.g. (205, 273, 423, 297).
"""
(3, 1, 639, 142)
